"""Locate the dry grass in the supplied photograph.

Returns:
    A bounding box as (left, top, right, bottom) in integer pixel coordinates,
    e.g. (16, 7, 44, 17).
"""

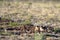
(0, 1, 60, 27)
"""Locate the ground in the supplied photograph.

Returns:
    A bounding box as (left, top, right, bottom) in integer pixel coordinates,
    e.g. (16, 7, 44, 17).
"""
(0, 0, 60, 40)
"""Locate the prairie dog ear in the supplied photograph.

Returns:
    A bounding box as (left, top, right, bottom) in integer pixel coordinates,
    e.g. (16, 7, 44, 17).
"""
(37, 26, 40, 27)
(0, 17, 1, 20)
(41, 25, 43, 27)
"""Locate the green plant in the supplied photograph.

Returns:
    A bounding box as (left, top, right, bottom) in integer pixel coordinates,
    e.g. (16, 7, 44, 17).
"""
(54, 28, 60, 33)
(1, 17, 6, 20)
(0, 0, 3, 1)
(20, 20, 31, 25)
(8, 22, 20, 26)
(35, 33, 45, 40)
